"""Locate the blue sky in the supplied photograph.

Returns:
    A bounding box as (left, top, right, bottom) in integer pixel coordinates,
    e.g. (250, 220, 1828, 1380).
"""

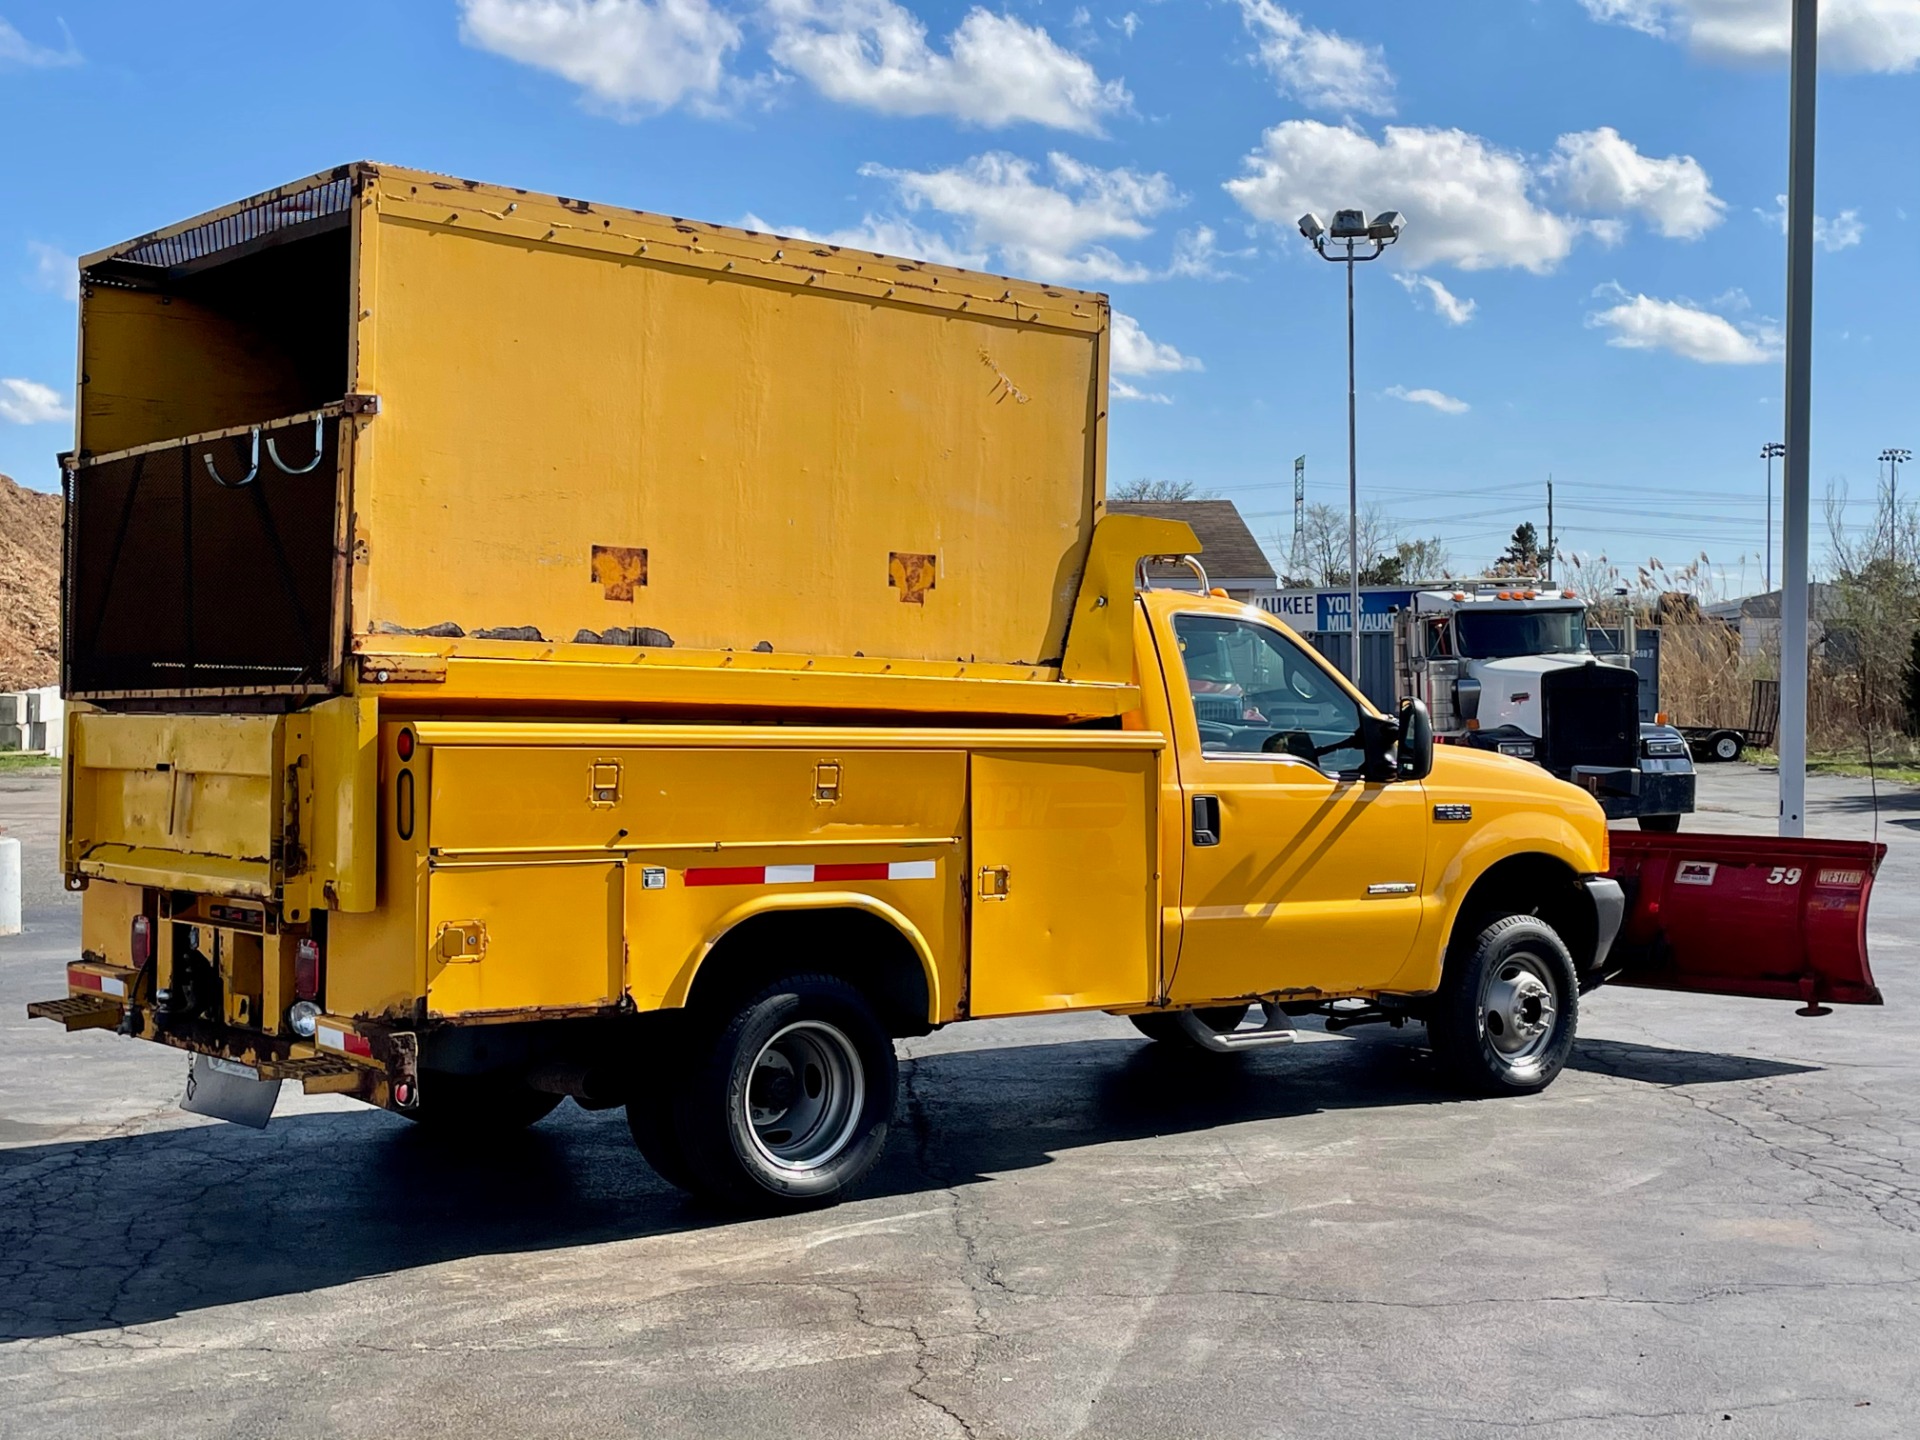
(2, 0, 1915, 592)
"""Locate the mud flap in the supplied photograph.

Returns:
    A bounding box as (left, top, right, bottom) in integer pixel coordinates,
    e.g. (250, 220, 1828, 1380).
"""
(181, 1054, 283, 1128)
(1602, 831, 1885, 1012)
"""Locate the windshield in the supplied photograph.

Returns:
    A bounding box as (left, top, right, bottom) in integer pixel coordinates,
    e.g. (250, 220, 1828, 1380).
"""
(1455, 608, 1588, 659)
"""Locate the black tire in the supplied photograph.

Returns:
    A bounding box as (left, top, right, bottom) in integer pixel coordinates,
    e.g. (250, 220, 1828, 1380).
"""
(1428, 914, 1578, 1097)
(1129, 1005, 1250, 1046)
(1711, 732, 1743, 763)
(404, 1071, 563, 1134)
(1638, 813, 1682, 833)
(672, 974, 897, 1211)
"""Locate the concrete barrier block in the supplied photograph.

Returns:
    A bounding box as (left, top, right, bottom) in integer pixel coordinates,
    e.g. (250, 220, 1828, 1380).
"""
(0, 722, 25, 752)
(0, 835, 20, 937)
(26, 722, 48, 752)
(0, 695, 23, 725)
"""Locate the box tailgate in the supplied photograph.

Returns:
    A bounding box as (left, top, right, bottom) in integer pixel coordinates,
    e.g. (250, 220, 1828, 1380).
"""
(65, 700, 377, 914)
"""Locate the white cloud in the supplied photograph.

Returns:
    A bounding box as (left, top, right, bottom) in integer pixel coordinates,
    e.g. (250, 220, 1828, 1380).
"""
(458, 0, 742, 115)
(0, 378, 73, 426)
(1579, 0, 1920, 73)
(1386, 385, 1469, 414)
(1548, 127, 1724, 239)
(1111, 313, 1202, 376)
(765, 0, 1130, 133)
(0, 17, 80, 67)
(1237, 0, 1395, 115)
(1758, 194, 1866, 251)
(1586, 286, 1781, 364)
(1167, 226, 1253, 279)
(738, 211, 987, 268)
(1111, 12, 1140, 39)
(1226, 120, 1576, 273)
(862, 151, 1179, 284)
(1111, 379, 1172, 404)
(26, 242, 78, 301)
(1394, 272, 1476, 325)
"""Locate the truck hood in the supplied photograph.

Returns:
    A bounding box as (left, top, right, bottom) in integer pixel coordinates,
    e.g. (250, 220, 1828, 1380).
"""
(1424, 744, 1610, 875)
(1464, 654, 1620, 738)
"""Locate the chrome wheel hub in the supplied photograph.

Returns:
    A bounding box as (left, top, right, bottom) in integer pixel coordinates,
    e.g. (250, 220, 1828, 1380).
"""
(1481, 953, 1558, 1074)
(745, 1020, 865, 1173)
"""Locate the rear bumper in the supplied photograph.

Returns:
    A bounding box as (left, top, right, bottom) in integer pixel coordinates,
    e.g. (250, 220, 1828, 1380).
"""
(27, 971, 403, 1103)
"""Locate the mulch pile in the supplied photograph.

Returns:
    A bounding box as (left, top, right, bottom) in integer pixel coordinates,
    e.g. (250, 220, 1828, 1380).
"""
(0, 473, 63, 690)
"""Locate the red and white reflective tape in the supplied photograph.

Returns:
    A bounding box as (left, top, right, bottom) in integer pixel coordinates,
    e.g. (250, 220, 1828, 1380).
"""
(315, 1024, 373, 1058)
(684, 860, 938, 888)
(68, 968, 127, 998)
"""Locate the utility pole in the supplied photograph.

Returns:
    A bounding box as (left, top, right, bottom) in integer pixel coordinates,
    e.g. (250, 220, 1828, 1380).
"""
(1881, 448, 1912, 564)
(1762, 441, 1785, 592)
(1546, 475, 1555, 584)
(1777, 0, 1817, 839)
(1289, 455, 1309, 581)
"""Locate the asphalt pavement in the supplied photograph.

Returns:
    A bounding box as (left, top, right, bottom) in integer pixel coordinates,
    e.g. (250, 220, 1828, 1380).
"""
(2, 761, 1916, 1439)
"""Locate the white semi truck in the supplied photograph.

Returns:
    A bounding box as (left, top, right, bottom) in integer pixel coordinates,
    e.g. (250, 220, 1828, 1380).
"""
(1394, 584, 1695, 832)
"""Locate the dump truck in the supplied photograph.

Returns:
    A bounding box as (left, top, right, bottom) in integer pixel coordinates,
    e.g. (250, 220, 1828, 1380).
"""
(34, 164, 1884, 1211)
(1393, 583, 1696, 831)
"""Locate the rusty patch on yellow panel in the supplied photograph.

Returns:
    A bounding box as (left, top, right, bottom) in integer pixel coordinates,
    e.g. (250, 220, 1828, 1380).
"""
(889, 552, 937, 605)
(591, 545, 648, 601)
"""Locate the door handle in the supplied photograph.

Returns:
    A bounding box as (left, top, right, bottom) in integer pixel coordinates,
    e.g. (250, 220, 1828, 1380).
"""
(1192, 795, 1221, 847)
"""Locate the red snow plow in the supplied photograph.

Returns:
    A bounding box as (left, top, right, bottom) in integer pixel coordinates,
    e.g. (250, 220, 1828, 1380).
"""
(1603, 831, 1886, 1014)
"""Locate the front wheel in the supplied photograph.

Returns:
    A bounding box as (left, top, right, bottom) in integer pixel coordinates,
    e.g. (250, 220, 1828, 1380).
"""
(673, 974, 898, 1211)
(1427, 915, 1578, 1097)
(1638, 813, 1682, 833)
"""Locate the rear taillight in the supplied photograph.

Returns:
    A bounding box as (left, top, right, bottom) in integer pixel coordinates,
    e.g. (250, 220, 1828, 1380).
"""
(130, 914, 153, 969)
(294, 937, 322, 1000)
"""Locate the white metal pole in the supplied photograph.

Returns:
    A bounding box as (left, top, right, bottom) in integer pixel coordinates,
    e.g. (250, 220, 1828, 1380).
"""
(1346, 244, 1361, 682)
(1778, 0, 1817, 837)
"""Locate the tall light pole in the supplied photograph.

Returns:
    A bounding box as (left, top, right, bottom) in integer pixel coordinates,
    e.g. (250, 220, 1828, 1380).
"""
(1882, 448, 1912, 563)
(1298, 208, 1404, 682)
(1777, 0, 1817, 839)
(1762, 441, 1785, 592)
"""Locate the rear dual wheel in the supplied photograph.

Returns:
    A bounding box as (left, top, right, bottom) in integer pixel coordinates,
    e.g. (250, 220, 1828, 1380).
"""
(627, 974, 897, 1211)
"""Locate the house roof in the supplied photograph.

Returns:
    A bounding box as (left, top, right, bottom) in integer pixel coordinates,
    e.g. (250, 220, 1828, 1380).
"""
(1108, 499, 1277, 583)
(1735, 583, 1839, 621)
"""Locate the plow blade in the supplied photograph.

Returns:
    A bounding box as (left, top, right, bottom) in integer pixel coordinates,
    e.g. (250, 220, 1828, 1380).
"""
(1604, 831, 1885, 1012)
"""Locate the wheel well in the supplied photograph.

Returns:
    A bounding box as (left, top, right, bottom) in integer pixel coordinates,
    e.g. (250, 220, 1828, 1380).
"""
(683, 907, 934, 1038)
(1448, 853, 1595, 974)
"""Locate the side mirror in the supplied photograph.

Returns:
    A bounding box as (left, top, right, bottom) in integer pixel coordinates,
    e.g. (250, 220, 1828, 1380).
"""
(1453, 675, 1482, 725)
(1396, 698, 1435, 782)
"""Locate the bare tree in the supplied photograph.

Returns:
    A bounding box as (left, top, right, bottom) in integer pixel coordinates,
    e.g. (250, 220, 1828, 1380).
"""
(1280, 502, 1402, 587)
(1112, 478, 1213, 501)
(1823, 477, 1920, 739)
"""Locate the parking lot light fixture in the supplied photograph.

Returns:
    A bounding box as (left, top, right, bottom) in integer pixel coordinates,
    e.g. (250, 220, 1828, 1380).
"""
(1301, 209, 1405, 681)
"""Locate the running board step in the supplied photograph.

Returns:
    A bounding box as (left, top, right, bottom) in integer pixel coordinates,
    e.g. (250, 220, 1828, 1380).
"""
(1180, 1001, 1297, 1052)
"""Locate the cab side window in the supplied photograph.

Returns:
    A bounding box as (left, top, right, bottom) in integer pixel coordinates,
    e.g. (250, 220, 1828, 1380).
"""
(1425, 618, 1453, 658)
(1172, 613, 1364, 774)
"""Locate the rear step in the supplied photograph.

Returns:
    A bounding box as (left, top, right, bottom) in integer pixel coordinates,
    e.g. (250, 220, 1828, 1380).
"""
(26, 995, 124, 1032)
(1182, 1001, 1297, 1052)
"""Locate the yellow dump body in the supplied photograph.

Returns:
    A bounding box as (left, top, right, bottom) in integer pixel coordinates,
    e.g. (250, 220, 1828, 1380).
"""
(67, 163, 1123, 714)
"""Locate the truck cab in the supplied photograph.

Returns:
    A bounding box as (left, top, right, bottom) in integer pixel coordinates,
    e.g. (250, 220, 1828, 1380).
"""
(1396, 585, 1695, 831)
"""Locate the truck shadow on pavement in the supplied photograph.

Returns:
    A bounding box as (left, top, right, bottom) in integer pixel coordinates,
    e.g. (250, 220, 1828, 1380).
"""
(0, 1029, 1815, 1341)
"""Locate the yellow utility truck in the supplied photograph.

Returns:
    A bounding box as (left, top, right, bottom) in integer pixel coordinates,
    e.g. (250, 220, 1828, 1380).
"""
(36, 165, 1883, 1210)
